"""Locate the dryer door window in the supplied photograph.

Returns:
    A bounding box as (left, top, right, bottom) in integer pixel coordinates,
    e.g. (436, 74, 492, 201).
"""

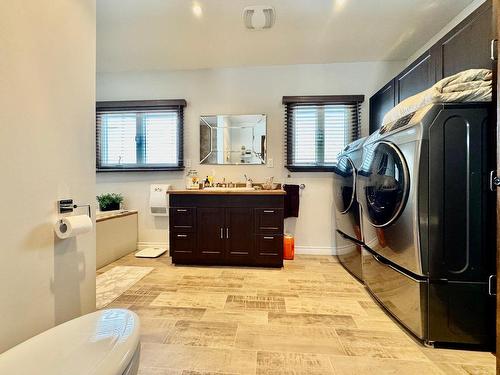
(333, 156, 356, 214)
(364, 141, 409, 227)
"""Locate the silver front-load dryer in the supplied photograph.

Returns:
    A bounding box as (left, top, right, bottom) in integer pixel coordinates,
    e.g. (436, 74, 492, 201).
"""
(333, 137, 366, 280)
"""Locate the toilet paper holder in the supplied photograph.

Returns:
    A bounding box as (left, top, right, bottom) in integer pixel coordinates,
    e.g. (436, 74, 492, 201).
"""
(58, 199, 91, 219)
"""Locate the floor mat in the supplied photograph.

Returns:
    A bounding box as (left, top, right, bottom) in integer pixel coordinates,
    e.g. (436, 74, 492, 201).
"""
(96, 265, 154, 309)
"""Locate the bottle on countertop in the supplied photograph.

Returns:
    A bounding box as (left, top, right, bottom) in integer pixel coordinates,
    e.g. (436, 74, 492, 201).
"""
(204, 176, 210, 188)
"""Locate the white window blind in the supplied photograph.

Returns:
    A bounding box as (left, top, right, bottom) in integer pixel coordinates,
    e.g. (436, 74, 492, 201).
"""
(96, 100, 186, 171)
(283, 96, 363, 171)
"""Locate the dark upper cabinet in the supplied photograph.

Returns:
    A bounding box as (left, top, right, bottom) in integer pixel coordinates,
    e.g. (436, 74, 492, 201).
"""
(395, 51, 435, 103)
(432, 1, 493, 80)
(369, 0, 493, 134)
(369, 80, 396, 134)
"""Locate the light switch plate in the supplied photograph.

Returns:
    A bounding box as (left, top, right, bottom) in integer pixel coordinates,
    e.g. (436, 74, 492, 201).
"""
(267, 158, 274, 168)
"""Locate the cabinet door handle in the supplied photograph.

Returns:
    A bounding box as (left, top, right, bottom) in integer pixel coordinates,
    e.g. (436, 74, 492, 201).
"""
(263, 236, 274, 240)
(226, 228, 230, 239)
(177, 234, 188, 238)
(177, 209, 187, 212)
(263, 210, 275, 213)
(491, 39, 498, 61)
(220, 228, 224, 239)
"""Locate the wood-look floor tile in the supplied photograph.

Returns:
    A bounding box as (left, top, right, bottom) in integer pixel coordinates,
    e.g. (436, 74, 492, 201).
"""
(98, 253, 493, 374)
(235, 324, 345, 355)
(164, 320, 238, 349)
(433, 362, 496, 375)
(351, 317, 402, 332)
(329, 355, 444, 375)
(177, 276, 244, 289)
(225, 295, 286, 312)
(140, 343, 256, 375)
(256, 351, 334, 375)
(202, 310, 268, 325)
(129, 305, 206, 320)
(335, 328, 428, 361)
(138, 367, 182, 375)
(284, 296, 368, 316)
(420, 347, 495, 366)
(268, 312, 356, 328)
(152, 292, 228, 309)
(181, 371, 238, 375)
(140, 318, 177, 343)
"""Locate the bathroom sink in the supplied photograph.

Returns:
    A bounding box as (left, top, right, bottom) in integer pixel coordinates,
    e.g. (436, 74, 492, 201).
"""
(202, 187, 256, 192)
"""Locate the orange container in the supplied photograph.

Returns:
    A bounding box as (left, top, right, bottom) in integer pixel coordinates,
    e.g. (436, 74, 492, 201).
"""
(284, 234, 295, 260)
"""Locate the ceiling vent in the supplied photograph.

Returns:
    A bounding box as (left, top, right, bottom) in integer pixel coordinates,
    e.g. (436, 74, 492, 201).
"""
(243, 6, 275, 30)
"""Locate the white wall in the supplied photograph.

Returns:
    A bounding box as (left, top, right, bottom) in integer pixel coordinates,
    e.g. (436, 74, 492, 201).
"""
(96, 61, 403, 253)
(0, 1, 96, 352)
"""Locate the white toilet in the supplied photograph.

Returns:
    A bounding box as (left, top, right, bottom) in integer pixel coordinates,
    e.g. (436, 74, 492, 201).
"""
(0, 309, 141, 375)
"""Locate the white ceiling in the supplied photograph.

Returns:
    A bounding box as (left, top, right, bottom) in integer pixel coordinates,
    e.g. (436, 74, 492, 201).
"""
(97, 0, 475, 73)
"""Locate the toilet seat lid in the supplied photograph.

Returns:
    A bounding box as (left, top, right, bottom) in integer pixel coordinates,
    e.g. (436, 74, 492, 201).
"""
(0, 309, 140, 375)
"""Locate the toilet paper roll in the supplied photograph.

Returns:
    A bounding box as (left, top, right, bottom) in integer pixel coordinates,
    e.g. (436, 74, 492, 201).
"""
(54, 215, 93, 239)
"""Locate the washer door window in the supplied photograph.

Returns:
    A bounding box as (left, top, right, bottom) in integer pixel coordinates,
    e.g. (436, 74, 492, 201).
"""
(364, 141, 409, 227)
(333, 156, 356, 214)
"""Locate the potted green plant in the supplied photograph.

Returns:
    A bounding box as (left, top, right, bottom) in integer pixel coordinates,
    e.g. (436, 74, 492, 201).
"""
(96, 193, 124, 211)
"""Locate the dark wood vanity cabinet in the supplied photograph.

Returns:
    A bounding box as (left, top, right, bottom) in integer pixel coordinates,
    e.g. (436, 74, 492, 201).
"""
(369, 0, 494, 134)
(169, 193, 285, 267)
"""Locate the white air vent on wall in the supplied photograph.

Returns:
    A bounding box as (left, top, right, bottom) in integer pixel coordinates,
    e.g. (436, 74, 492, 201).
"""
(243, 6, 275, 30)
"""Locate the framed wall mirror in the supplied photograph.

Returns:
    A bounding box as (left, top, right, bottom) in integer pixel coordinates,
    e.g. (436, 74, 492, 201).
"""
(200, 114, 267, 165)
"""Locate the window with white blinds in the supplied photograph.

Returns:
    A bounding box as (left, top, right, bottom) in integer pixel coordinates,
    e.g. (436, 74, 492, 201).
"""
(96, 100, 186, 171)
(283, 95, 364, 172)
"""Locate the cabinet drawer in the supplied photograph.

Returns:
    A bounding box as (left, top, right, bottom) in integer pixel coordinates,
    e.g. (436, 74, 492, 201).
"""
(170, 232, 196, 262)
(255, 234, 283, 257)
(255, 234, 283, 267)
(170, 207, 196, 232)
(254, 208, 284, 234)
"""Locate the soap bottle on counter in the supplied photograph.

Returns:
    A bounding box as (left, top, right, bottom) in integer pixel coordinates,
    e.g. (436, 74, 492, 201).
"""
(204, 176, 210, 188)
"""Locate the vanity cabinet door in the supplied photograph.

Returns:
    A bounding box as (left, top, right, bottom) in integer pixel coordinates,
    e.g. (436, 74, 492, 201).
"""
(225, 207, 254, 263)
(197, 208, 225, 263)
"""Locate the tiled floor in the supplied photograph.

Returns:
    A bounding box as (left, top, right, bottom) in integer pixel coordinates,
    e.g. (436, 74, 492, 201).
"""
(97, 254, 496, 374)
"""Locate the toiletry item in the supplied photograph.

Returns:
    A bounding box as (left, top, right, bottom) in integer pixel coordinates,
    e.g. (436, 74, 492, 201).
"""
(204, 176, 210, 188)
(186, 170, 199, 189)
(54, 215, 93, 239)
(246, 179, 253, 188)
(263, 177, 275, 190)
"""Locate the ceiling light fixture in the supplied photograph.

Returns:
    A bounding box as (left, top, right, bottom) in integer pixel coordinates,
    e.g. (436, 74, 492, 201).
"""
(192, 2, 203, 18)
(243, 6, 275, 30)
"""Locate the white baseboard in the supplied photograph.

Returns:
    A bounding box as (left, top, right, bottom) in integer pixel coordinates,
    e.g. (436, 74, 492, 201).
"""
(137, 241, 168, 251)
(295, 246, 336, 256)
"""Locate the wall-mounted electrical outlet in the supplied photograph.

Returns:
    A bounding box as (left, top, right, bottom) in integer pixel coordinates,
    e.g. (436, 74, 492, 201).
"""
(186, 159, 192, 168)
(267, 158, 274, 168)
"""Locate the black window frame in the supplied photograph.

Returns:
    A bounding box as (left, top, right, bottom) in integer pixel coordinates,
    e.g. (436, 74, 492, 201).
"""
(283, 95, 364, 172)
(96, 99, 186, 172)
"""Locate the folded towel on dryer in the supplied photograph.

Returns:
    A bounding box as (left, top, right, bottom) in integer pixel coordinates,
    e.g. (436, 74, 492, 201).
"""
(381, 69, 492, 131)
